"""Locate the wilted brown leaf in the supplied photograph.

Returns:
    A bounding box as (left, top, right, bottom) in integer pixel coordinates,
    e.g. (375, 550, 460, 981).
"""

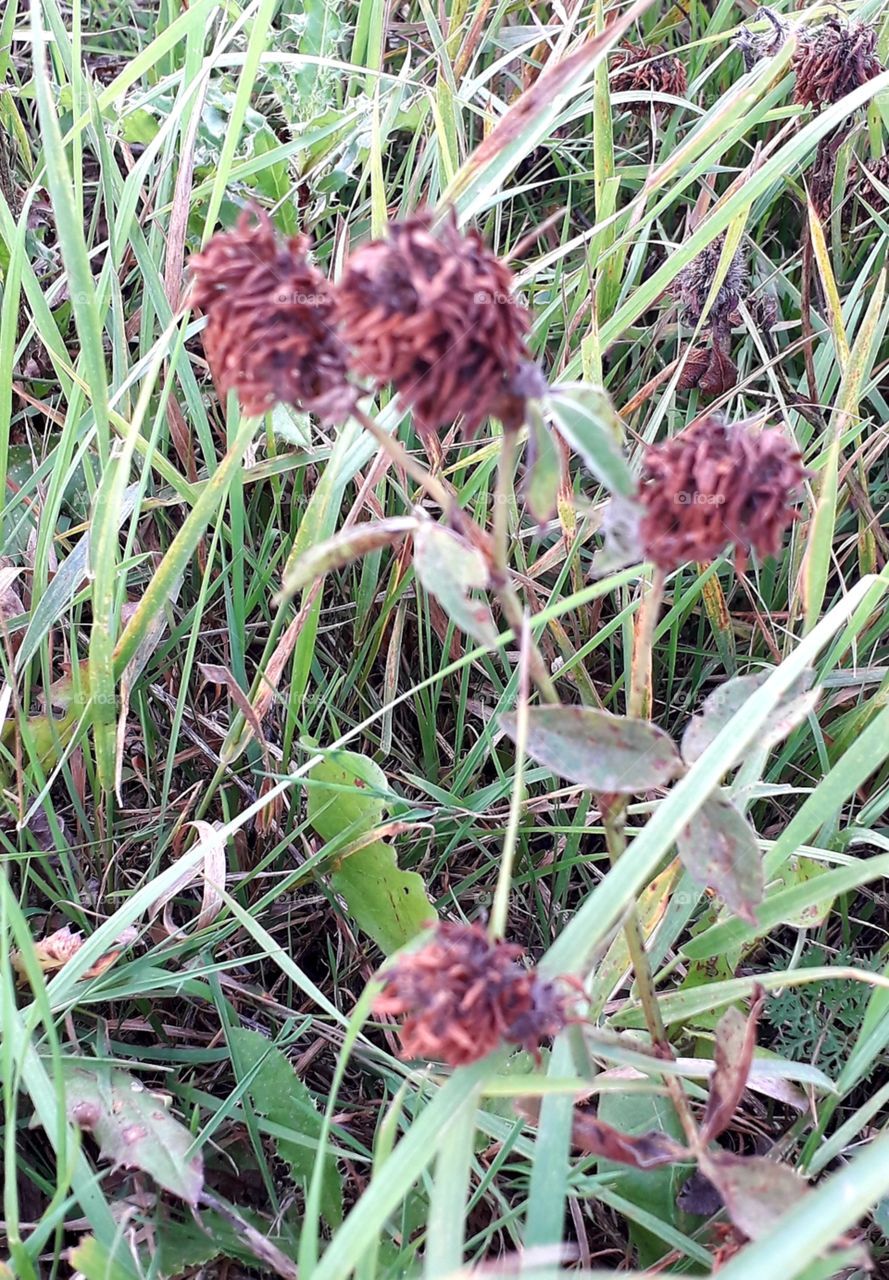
(11, 924, 137, 983)
(701, 987, 765, 1143)
(700, 1150, 808, 1241)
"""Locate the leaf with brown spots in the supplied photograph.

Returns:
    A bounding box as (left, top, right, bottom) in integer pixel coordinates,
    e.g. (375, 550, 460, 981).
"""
(676, 789, 763, 924)
(700, 1151, 808, 1240)
(62, 1062, 203, 1205)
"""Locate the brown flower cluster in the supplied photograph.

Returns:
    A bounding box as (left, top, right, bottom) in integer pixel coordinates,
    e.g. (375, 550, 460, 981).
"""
(336, 212, 532, 437)
(734, 9, 788, 73)
(858, 155, 889, 217)
(793, 18, 882, 109)
(189, 208, 535, 436)
(375, 921, 569, 1066)
(638, 416, 806, 573)
(188, 210, 352, 420)
(673, 236, 749, 397)
(612, 41, 687, 113)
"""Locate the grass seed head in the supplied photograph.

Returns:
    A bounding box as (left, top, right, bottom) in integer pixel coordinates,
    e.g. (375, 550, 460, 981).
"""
(188, 209, 352, 420)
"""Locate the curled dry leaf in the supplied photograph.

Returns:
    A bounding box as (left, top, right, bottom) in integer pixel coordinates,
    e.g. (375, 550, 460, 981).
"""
(701, 986, 766, 1143)
(149, 820, 227, 936)
(11, 924, 137, 983)
(516, 1097, 690, 1170)
(281, 517, 418, 597)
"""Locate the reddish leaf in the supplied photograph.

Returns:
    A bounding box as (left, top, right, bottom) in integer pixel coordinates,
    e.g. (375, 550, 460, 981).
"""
(571, 1110, 690, 1168)
(699, 343, 738, 397)
(517, 1098, 691, 1170)
(701, 987, 766, 1143)
(701, 1151, 808, 1240)
(676, 789, 763, 924)
(677, 346, 711, 389)
(500, 706, 683, 794)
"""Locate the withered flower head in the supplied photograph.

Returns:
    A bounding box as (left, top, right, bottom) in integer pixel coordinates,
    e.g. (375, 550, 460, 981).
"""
(611, 41, 688, 112)
(335, 212, 534, 436)
(375, 921, 568, 1066)
(188, 209, 352, 420)
(734, 8, 788, 73)
(638, 416, 806, 573)
(793, 18, 882, 109)
(858, 154, 889, 216)
(673, 234, 747, 330)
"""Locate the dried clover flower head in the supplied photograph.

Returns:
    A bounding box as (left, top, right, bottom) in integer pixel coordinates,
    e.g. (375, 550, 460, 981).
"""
(793, 18, 882, 109)
(673, 234, 747, 331)
(335, 212, 534, 437)
(734, 7, 788, 72)
(375, 921, 568, 1066)
(638, 416, 806, 573)
(611, 41, 688, 112)
(858, 154, 889, 217)
(673, 236, 748, 397)
(188, 209, 352, 420)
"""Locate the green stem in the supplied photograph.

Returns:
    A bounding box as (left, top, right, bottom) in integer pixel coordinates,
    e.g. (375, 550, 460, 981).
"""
(490, 613, 530, 940)
(488, 429, 560, 705)
(601, 570, 699, 1145)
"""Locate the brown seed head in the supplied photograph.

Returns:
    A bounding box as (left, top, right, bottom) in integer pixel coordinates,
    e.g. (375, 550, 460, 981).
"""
(793, 18, 882, 109)
(673, 234, 747, 331)
(335, 212, 534, 436)
(188, 210, 352, 420)
(611, 41, 688, 113)
(638, 416, 806, 573)
(375, 921, 568, 1066)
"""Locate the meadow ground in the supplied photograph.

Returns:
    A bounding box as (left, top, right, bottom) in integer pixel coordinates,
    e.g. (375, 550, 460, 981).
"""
(2, 0, 889, 1275)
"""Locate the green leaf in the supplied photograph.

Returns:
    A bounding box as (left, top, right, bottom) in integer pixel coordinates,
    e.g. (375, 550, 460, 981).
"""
(524, 404, 562, 525)
(500, 706, 683, 794)
(676, 790, 763, 925)
(597, 1089, 688, 1268)
(66, 1236, 140, 1280)
(62, 1062, 203, 1205)
(230, 1029, 342, 1228)
(681, 670, 818, 766)
(413, 522, 498, 647)
(546, 384, 635, 497)
(307, 750, 435, 954)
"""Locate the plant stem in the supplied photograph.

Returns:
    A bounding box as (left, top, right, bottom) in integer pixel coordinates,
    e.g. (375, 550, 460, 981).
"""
(356, 406, 559, 705)
(352, 405, 463, 526)
(490, 614, 530, 941)
(601, 569, 699, 1145)
(488, 428, 560, 705)
(629, 569, 665, 720)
